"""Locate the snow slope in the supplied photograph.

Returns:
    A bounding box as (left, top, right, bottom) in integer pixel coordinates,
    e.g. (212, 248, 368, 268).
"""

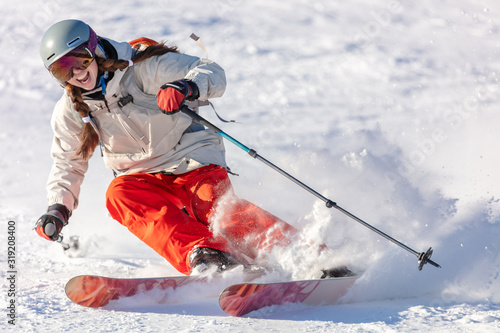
(1, 0, 500, 331)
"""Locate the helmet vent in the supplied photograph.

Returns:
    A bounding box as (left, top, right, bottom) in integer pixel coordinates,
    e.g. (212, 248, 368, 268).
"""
(47, 53, 56, 61)
(67, 37, 81, 47)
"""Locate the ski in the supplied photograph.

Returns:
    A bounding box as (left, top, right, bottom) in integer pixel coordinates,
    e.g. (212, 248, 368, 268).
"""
(65, 275, 199, 308)
(65, 268, 265, 308)
(65, 273, 358, 315)
(218, 276, 358, 317)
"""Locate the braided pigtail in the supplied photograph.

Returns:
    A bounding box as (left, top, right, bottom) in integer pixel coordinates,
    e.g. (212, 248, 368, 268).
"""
(95, 57, 129, 72)
(69, 41, 178, 160)
(66, 85, 100, 160)
(130, 42, 178, 63)
(96, 42, 179, 72)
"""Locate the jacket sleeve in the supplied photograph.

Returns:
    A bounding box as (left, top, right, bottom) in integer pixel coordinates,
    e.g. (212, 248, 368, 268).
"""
(46, 95, 91, 212)
(132, 52, 226, 100)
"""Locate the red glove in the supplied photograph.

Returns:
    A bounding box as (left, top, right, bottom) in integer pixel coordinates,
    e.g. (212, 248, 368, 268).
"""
(157, 79, 199, 114)
(35, 204, 70, 241)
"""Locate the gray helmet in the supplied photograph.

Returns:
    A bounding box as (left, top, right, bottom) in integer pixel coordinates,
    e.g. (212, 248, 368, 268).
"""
(40, 19, 97, 69)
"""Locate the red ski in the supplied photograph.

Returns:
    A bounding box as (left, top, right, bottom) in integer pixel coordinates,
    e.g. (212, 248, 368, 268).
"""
(218, 276, 358, 317)
(65, 273, 357, 316)
(65, 275, 198, 308)
(65, 269, 265, 308)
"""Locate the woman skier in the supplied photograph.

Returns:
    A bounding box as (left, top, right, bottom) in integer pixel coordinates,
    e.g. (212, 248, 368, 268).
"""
(35, 19, 350, 278)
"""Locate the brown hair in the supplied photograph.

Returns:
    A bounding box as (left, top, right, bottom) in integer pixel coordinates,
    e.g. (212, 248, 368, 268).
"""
(66, 42, 178, 160)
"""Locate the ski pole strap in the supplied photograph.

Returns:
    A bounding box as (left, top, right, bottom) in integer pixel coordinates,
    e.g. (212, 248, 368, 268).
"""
(208, 101, 237, 124)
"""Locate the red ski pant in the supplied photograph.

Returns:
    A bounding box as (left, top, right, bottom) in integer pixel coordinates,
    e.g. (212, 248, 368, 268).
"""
(106, 165, 297, 275)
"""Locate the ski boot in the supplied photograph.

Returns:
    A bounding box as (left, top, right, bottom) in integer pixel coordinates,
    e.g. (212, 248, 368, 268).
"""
(320, 266, 356, 279)
(189, 247, 241, 275)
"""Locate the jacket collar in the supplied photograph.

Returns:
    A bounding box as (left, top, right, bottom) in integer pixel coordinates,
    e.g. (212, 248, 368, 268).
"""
(82, 38, 134, 100)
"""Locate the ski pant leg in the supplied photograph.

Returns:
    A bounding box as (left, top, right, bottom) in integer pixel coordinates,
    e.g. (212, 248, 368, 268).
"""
(105, 172, 229, 275)
(175, 165, 299, 263)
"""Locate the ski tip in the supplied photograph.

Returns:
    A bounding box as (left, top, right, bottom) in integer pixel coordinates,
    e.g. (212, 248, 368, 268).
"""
(65, 275, 115, 308)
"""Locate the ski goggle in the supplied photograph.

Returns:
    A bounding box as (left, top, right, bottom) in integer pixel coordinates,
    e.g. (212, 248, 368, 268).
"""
(48, 44, 95, 84)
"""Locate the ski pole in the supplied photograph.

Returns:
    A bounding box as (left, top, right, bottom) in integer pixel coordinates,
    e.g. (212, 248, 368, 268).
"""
(57, 234, 71, 251)
(181, 106, 441, 271)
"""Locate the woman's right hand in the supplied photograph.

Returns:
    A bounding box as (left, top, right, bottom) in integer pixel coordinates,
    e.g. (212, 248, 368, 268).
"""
(35, 204, 70, 241)
(157, 79, 199, 114)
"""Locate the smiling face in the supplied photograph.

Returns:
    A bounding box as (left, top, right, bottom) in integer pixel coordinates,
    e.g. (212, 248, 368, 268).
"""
(67, 59, 98, 90)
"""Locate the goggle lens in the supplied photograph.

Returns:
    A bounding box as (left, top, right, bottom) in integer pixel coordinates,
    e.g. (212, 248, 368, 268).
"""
(48, 44, 94, 84)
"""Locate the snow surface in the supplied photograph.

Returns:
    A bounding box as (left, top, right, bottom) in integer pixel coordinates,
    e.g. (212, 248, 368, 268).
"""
(1, 0, 500, 331)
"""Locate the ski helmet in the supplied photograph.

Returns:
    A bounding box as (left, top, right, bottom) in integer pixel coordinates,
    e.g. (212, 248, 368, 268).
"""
(40, 19, 98, 69)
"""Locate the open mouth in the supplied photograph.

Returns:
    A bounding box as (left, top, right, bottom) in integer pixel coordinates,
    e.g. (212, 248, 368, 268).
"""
(76, 72, 90, 85)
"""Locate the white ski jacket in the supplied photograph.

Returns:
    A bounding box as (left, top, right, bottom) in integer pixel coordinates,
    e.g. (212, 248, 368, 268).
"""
(46, 38, 227, 211)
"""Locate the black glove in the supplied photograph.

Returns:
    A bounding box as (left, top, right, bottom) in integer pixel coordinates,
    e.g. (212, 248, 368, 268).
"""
(35, 204, 71, 241)
(157, 79, 200, 114)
